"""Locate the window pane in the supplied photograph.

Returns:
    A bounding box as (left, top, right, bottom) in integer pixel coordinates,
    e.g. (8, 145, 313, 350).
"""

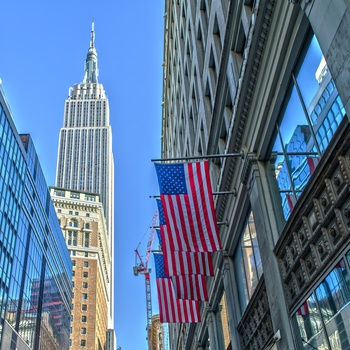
(234, 211, 262, 314)
(296, 295, 322, 339)
(295, 35, 323, 109)
(278, 87, 310, 150)
(293, 259, 350, 350)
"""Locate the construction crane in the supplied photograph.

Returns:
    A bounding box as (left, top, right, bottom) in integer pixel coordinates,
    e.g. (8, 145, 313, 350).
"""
(133, 212, 158, 350)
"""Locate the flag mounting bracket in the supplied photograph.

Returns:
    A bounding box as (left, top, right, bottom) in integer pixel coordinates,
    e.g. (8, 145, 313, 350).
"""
(151, 151, 244, 163)
(217, 221, 228, 227)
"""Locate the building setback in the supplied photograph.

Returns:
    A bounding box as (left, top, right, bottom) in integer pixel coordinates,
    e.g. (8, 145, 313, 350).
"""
(161, 0, 350, 349)
(50, 187, 110, 350)
(0, 83, 72, 349)
(55, 22, 115, 328)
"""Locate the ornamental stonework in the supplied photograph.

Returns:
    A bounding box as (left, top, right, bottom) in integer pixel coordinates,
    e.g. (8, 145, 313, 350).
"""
(237, 281, 273, 350)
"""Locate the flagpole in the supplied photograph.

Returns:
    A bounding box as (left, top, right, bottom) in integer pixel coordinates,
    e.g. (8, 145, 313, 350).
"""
(149, 191, 236, 198)
(151, 151, 244, 163)
(151, 221, 227, 229)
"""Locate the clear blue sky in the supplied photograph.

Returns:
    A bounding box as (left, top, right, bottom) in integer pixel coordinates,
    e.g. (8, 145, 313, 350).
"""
(0, 1, 164, 349)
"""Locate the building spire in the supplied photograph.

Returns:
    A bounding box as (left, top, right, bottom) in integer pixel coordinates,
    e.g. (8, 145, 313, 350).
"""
(90, 20, 95, 48)
(83, 20, 98, 83)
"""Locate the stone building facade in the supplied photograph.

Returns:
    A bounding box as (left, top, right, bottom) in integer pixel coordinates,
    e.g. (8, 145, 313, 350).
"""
(50, 187, 110, 350)
(161, 0, 350, 349)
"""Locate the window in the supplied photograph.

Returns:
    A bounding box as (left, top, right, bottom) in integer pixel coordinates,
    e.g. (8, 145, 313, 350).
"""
(272, 33, 345, 220)
(82, 304, 87, 311)
(84, 252, 88, 257)
(83, 282, 88, 289)
(68, 231, 74, 245)
(72, 260, 76, 266)
(293, 255, 350, 349)
(71, 250, 76, 256)
(69, 211, 73, 215)
(70, 192, 80, 199)
(75, 211, 79, 215)
(83, 272, 88, 278)
(84, 233, 89, 247)
(85, 223, 90, 229)
(85, 195, 95, 201)
(80, 339, 86, 347)
(81, 328, 86, 335)
(54, 189, 65, 197)
(84, 261, 88, 268)
(86, 213, 90, 217)
(234, 211, 262, 314)
(82, 316, 87, 323)
(72, 271, 75, 277)
(58, 209, 61, 213)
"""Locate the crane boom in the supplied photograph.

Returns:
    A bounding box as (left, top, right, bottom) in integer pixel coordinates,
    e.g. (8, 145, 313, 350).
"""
(134, 212, 158, 350)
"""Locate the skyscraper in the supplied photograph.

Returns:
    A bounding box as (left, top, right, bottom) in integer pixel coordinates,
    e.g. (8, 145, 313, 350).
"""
(55, 22, 114, 248)
(55, 22, 114, 326)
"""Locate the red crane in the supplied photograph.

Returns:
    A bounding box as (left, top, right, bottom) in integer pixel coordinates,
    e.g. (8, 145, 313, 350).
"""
(133, 212, 158, 350)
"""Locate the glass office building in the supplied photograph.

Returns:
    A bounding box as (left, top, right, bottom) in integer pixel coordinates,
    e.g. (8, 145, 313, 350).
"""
(0, 83, 72, 349)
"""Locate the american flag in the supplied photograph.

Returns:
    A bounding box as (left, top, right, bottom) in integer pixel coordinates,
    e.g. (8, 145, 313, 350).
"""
(156, 199, 166, 226)
(154, 253, 201, 323)
(156, 229, 163, 249)
(155, 161, 221, 252)
(171, 274, 208, 301)
(307, 156, 319, 174)
(297, 301, 310, 316)
(163, 246, 214, 276)
(286, 193, 297, 211)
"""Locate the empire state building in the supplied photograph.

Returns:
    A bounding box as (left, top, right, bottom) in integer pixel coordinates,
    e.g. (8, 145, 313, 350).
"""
(56, 23, 114, 242)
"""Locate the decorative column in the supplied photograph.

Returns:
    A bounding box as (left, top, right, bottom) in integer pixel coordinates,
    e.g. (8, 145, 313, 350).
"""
(241, 153, 295, 349)
(207, 309, 225, 350)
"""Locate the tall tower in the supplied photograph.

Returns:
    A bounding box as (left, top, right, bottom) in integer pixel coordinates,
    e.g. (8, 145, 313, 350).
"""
(55, 22, 114, 325)
(56, 22, 114, 239)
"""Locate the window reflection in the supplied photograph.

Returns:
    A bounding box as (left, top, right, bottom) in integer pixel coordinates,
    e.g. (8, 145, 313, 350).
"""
(294, 258, 350, 349)
(273, 33, 345, 220)
(234, 211, 262, 314)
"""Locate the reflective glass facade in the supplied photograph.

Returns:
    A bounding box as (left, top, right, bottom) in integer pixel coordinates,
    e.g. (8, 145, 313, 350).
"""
(273, 34, 346, 220)
(293, 253, 350, 349)
(0, 85, 72, 350)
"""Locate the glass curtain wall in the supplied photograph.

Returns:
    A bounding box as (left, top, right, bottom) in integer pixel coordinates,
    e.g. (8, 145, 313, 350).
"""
(293, 252, 350, 349)
(272, 33, 346, 220)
